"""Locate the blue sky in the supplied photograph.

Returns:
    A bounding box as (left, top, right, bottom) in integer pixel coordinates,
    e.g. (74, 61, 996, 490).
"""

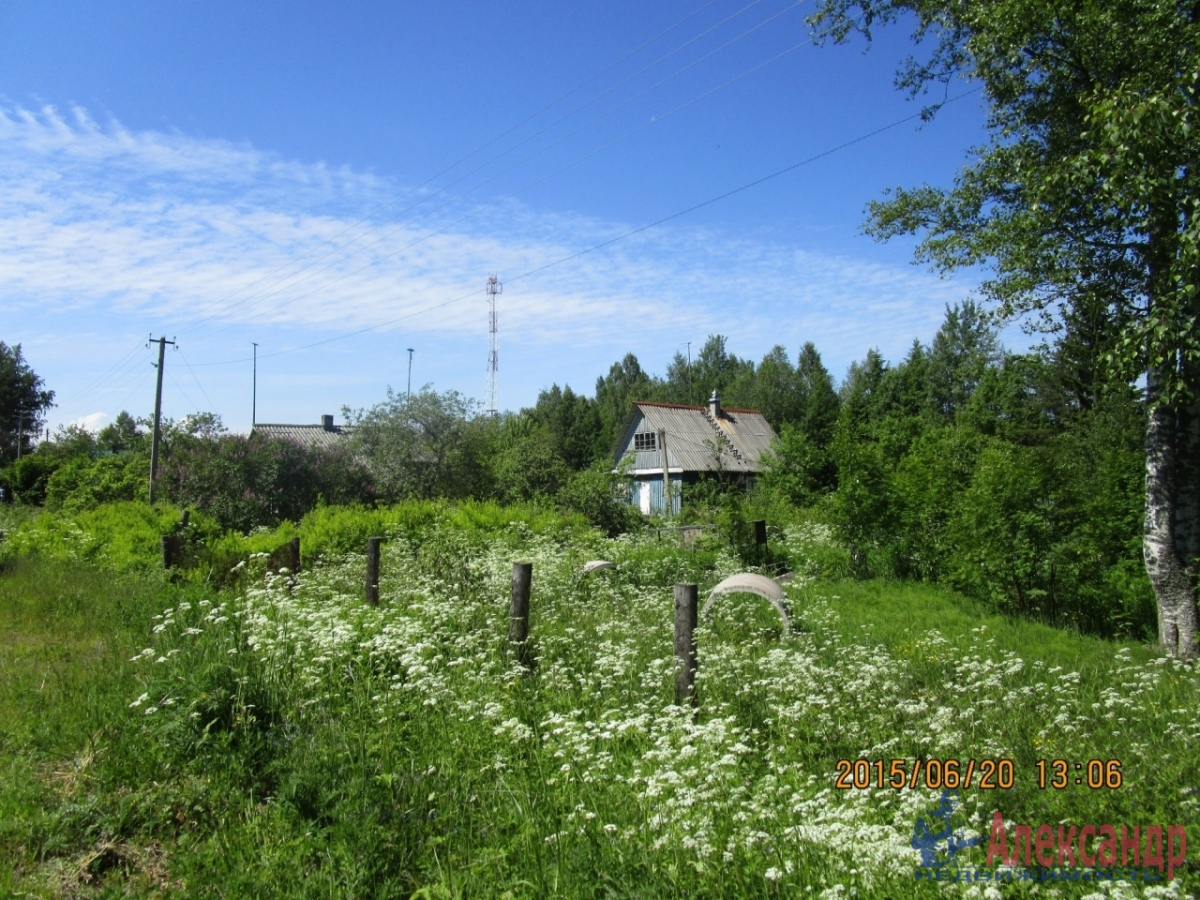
(0, 0, 993, 434)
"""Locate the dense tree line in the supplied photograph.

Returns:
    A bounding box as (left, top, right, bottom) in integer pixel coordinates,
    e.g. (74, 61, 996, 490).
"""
(0, 342, 54, 466)
(2, 314, 1154, 639)
(511, 308, 1151, 638)
(808, 0, 1198, 657)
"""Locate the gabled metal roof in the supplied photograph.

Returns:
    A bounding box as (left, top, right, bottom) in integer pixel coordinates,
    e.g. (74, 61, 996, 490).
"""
(252, 423, 355, 452)
(613, 401, 777, 473)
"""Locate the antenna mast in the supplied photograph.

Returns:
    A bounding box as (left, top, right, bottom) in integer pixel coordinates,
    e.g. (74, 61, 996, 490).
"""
(485, 274, 502, 415)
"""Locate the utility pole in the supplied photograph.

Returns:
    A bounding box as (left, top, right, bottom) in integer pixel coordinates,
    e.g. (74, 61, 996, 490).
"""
(485, 274, 501, 415)
(14, 406, 39, 460)
(406, 348, 414, 400)
(252, 342, 258, 427)
(148, 335, 176, 504)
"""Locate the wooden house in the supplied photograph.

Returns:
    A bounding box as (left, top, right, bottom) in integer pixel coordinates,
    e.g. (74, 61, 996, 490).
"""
(611, 392, 777, 515)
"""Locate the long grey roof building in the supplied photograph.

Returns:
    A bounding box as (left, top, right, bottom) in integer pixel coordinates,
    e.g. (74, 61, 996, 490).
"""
(252, 414, 354, 451)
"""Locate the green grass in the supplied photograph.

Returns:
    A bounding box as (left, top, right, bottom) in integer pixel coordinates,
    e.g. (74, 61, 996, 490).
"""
(800, 578, 1165, 669)
(1, 523, 1197, 898)
(0, 556, 185, 896)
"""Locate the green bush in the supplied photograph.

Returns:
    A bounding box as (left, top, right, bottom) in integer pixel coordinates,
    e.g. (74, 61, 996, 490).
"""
(492, 424, 570, 503)
(44, 453, 148, 511)
(555, 465, 642, 537)
(0, 454, 64, 505)
(0, 501, 201, 574)
(157, 433, 374, 533)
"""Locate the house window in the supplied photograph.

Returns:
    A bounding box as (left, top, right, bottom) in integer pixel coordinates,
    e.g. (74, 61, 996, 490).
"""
(633, 431, 657, 452)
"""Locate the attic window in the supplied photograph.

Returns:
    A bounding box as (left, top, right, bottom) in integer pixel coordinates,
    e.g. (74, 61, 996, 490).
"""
(633, 431, 657, 452)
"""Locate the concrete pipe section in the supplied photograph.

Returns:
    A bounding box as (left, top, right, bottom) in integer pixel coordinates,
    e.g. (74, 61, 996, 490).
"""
(701, 572, 792, 632)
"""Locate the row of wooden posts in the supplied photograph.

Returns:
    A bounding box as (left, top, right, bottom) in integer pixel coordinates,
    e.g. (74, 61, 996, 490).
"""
(163, 533, 702, 707)
(371, 550, 699, 705)
(507, 561, 699, 705)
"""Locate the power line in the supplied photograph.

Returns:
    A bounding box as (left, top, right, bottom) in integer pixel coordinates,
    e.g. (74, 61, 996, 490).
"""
(189, 88, 981, 369)
(179, 0, 800, 347)
(506, 94, 986, 285)
(166, 367, 200, 413)
(176, 346, 218, 412)
(109, 365, 156, 416)
(57, 352, 157, 420)
(53, 339, 148, 418)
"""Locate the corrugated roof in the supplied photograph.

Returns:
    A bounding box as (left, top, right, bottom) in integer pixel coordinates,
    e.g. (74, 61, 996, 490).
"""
(252, 423, 355, 452)
(614, 401, 777, 473)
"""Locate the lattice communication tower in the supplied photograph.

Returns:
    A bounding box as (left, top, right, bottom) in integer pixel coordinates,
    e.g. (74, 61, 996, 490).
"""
(485, 274, 502, 415)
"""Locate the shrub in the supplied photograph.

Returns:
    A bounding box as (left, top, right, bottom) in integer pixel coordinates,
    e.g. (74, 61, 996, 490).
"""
(0, 454, 63, 505)
(492, 425, 570, 503)
(0, 501, 205, 574)
(45, 453, 148, 511)
(555, 465, 642, 537)
(157, 434, 374, 533)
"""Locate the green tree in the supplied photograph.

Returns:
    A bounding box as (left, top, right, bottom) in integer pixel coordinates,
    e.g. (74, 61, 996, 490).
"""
(812, 0, 1200, 657)
(595, 354, 654, 454)
(750, 345, 804, 429)
(0, 342, 54, 465)
(96, 411, 147, 455)
(760, 423, 827, 506)
(492, 423, 570, 503)
(796, 342, 841, 447)
(691, 335, 753, 405)
(555, 462, 642, 536)
(529, 384, 603, 471)
(927, 300, 1002, 420)
(345, 387, 492, 502)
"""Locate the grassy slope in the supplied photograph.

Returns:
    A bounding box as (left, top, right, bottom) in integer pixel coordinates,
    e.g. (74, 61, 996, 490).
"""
(1, 548, 1195, 898)
(810, 578, 1164, 668)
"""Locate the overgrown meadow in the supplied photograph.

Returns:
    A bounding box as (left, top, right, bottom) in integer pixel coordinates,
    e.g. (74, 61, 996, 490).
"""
(3, 504, 1195, 898)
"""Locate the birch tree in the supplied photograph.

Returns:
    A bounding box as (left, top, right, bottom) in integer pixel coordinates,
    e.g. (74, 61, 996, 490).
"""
(811, 0, 1199, 657)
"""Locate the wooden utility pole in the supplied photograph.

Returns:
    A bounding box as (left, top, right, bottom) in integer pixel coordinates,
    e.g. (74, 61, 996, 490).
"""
(148, 336, 176, 504)
(658, 429, 671, 518)
(252, 342, 258, 427)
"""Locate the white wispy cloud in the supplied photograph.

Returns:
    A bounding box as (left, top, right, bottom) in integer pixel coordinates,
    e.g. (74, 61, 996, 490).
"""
(2, 103, 978, 425)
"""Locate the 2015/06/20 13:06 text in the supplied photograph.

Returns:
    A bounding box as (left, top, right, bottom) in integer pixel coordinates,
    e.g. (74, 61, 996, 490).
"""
(834, 759, 1124, 791)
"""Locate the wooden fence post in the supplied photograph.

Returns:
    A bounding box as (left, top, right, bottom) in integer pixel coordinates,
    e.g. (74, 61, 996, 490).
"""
(674, 582, 698, 706)
(161, 534, 182, 571)
(509, 562, 533, 666)
(365, 536, 382, 606)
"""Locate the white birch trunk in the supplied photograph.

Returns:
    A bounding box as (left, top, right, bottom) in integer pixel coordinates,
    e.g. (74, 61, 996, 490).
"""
(1143, 367, 1199, 660)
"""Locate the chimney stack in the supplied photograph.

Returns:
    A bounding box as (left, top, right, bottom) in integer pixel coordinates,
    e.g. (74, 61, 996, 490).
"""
(708, 390, 721, 420)
(321, 414, 334, 431)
